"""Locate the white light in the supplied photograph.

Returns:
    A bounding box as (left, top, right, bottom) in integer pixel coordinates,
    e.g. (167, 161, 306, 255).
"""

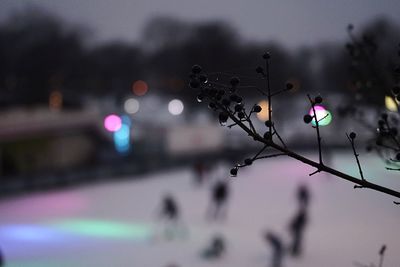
(124, 98, 140, 114)
(168, 99, 184, 115)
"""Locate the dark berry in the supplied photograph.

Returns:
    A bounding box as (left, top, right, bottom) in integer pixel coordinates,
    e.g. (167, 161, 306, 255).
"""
(236, 96, 243, 103)
(396, 153, 400, 161)
(230, 168, 238, 176)
(396, 95, 400, 102)
(234, 104, 243, 112)
(349, 132, 356, 139)
(238, 111, 245, 119)
(256, 66, 264, 74)
(253, 105, 262, 113)
(264, 131, 272, 140)
(196, 94, 204, 103)
(303, 114, 313, 124)
(219, 112, 229, 124)
(262, 52, 271, 59)
(265, 120, 272, 127)
(314, 96, 323, 104)
(191, 64, 202, 74)
(286, 83, 294, 90)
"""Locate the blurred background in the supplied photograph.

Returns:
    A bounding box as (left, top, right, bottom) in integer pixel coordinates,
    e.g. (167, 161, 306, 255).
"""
(0, 1, 400, 266)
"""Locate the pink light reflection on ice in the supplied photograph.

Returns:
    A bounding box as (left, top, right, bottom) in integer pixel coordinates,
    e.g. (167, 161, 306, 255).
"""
(0, 191, 87, 220)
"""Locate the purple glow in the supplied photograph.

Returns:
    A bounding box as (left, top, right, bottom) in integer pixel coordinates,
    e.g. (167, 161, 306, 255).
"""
(104, 114, 122, 132)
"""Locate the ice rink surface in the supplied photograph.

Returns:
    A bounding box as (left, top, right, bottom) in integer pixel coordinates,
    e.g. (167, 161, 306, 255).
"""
(0, 151, 399, 267)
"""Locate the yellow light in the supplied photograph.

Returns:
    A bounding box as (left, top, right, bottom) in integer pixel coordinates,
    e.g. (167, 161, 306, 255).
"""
(256, 100, 270, 121)
(385, 96, 398, 112)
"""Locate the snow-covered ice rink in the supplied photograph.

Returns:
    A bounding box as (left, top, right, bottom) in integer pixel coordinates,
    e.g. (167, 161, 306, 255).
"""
(0, 151, 399, 267)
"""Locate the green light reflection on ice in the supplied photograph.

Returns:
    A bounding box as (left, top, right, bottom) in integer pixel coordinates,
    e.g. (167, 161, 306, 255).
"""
(51, 219, 152, 240)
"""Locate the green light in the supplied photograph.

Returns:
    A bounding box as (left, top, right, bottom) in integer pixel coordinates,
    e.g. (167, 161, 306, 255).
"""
(51, 219, 152, 240)
(309, 105, 332, 126)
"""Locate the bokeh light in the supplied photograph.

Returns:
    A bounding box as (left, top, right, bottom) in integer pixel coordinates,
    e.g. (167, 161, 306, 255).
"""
(385, 95, 398, 112)
(132, 80, 148, 96)
(49, 90, 63, 111)
(124, 98, 140, 114)
(309, 105, 332, 126)
(168, 99, 184, 115)
(104, 114, 122, 132)
(256, 100, 270, 121)
(114, 124, 130, 153)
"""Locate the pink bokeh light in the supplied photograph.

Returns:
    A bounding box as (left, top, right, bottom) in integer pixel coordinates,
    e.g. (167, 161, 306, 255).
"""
(104, 114, 122, 132)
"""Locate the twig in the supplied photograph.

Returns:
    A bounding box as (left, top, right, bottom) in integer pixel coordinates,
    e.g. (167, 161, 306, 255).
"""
(307, 94, 323, 165)
(347, 132, 365, 181)
(272, 124, 286, 148)
(265, 54, 273, 137)
(255, 153, 286, 160)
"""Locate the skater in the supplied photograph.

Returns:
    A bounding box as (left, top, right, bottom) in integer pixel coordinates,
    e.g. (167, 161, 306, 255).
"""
(201, 235, 226, 260)
(158, 194, 186, 240)
(264, 231, 284, 267)
(297, 184, 311, 208)
(160, 194, 179, 221)
(207, 180, 229, 220)
(193, 161, 207, 185)
(288, 207, 308, 257)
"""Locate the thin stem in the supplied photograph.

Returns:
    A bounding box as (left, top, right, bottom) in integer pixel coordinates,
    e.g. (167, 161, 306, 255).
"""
(251, 145, 268, 161)
(255, 153, 286, 160)
(347, 133, 365, 181)
(272, 124, 286, 148)
(308, 95, 323, 165)
(245, 110, 257, 134)
(265, 57, 273, 136)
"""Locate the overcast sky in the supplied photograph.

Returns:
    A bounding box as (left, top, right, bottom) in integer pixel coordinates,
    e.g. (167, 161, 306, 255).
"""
(1, 0, 400, 48)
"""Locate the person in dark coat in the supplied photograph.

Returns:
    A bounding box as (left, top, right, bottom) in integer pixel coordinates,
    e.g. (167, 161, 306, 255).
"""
(158, 194, 187, 239)
(208, 180, 229, 220)
(160, 194, 179, 221)
(201, 235, 226, 259)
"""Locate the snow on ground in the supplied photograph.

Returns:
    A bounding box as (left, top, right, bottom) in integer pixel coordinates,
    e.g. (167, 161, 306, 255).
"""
(0, 151, 399, 267)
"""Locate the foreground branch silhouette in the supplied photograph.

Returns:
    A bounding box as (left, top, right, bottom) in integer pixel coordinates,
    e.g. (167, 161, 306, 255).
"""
(189, 53, 400, 202)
